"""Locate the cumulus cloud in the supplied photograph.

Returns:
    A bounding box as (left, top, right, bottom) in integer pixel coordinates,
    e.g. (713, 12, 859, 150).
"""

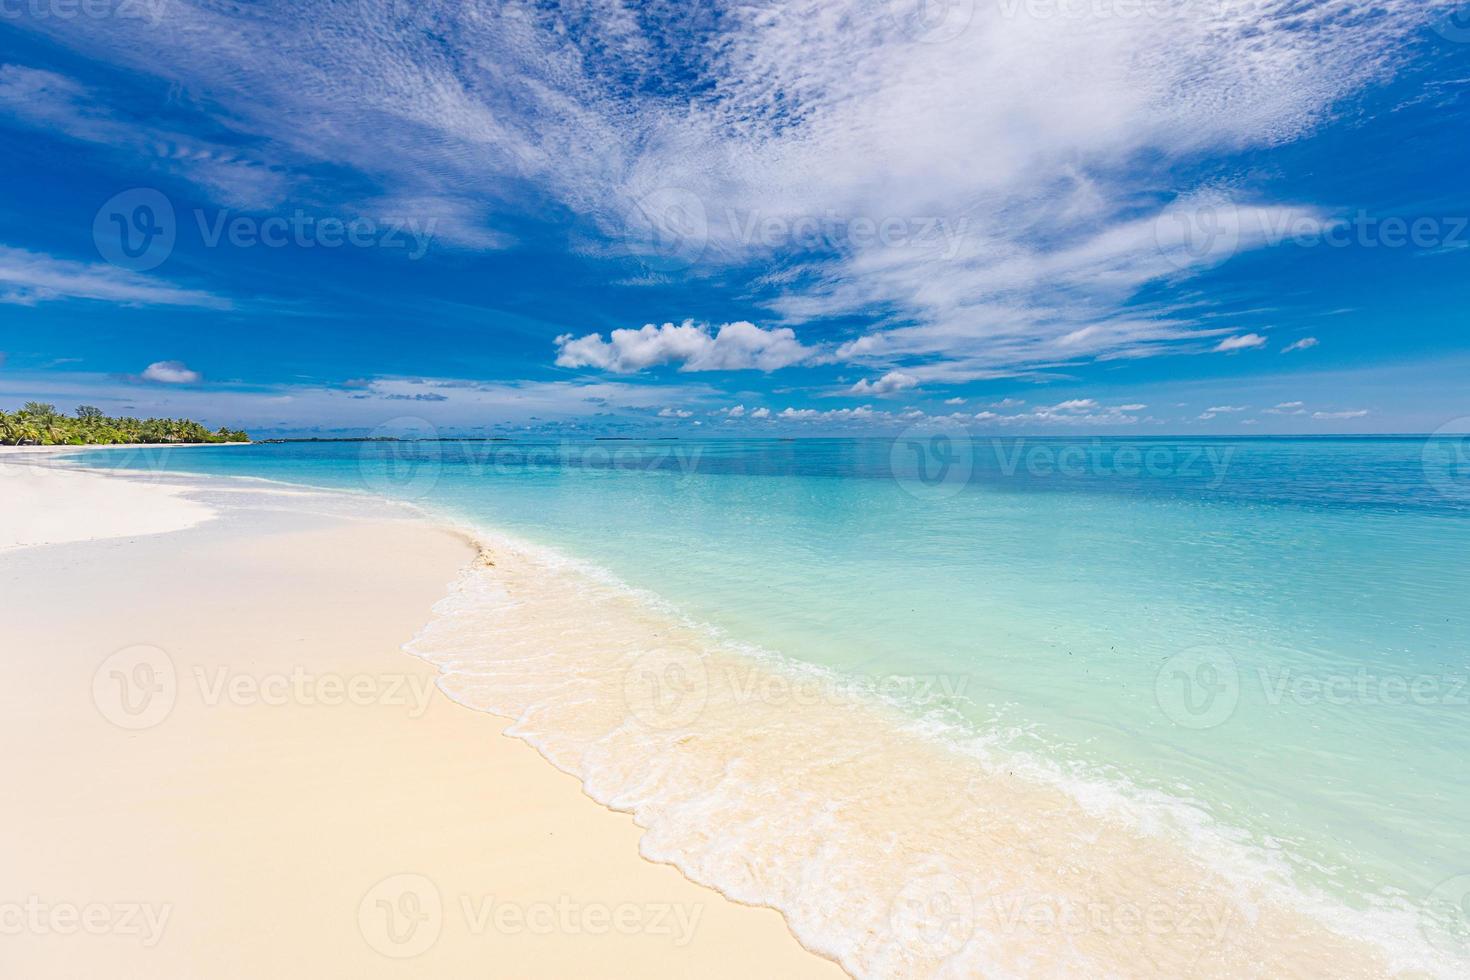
(658, 407, 693, 418)
(1213, 334, 1268, 353)
(848, 371, 918, 396)
(555, 320, 812, 374)
(943, 397, 965, 406)
(1282, 337, 1320, 353)
(141, 360, 202, 384)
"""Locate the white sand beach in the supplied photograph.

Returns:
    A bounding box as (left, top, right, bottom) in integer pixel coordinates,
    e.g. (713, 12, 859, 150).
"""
(0, 452, 841, 978)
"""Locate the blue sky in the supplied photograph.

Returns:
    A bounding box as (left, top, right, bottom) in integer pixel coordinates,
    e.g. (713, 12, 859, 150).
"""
(1, 0, 1469, 436)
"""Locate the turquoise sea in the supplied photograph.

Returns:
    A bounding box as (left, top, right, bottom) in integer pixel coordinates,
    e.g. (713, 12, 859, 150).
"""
(74, 435, 1470, 975)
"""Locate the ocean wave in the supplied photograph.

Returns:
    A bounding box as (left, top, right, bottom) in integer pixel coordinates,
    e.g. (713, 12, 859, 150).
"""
(403, 523, 1465, 978)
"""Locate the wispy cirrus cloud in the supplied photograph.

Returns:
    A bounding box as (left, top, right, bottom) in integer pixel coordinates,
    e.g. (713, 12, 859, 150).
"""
(0, 244, 228, 308)
(5, 0, 1454, 380)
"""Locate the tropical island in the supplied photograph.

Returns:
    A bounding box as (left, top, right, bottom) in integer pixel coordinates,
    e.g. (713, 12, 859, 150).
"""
(0, 402, 250, 446)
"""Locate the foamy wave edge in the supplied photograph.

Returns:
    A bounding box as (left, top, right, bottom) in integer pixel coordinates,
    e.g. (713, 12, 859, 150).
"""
(393, 519, 1463, 979)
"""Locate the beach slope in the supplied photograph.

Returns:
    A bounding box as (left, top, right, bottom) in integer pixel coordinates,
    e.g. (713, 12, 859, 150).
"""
(0, 458, 840, 978)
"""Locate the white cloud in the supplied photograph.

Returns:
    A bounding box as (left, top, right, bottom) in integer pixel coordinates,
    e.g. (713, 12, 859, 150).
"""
(991, 398, 1026, 409)
(12, 0, 1445, 378)
(1282, 337, 1320, 353)
(0, 245, 228, 309)
(943, 397, 965, 406)
(555, 320, 812, 374)
(1213, 333, 1268, 353)
(1205, 405, 1248, 413)
(1312, 409, 1370, 420)
(1264, 401, 1307, 415)
(749, 407, 771, 419)
(848, 371, 919, 396)
(969, 399, 1143, 426)
(141, 361, 202, 384)
(657, 407, 693, 418)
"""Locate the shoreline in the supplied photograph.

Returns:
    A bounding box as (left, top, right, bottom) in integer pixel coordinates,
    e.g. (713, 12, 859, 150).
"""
(7, 448, 1461, 977)
(0, 456, 843, 977)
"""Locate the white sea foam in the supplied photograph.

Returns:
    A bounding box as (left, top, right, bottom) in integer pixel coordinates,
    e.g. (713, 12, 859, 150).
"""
(404, 525, 1465, 978)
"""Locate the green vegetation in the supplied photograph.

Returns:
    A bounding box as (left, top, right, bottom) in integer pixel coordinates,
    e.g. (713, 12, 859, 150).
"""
(0, 403, 249, 446)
